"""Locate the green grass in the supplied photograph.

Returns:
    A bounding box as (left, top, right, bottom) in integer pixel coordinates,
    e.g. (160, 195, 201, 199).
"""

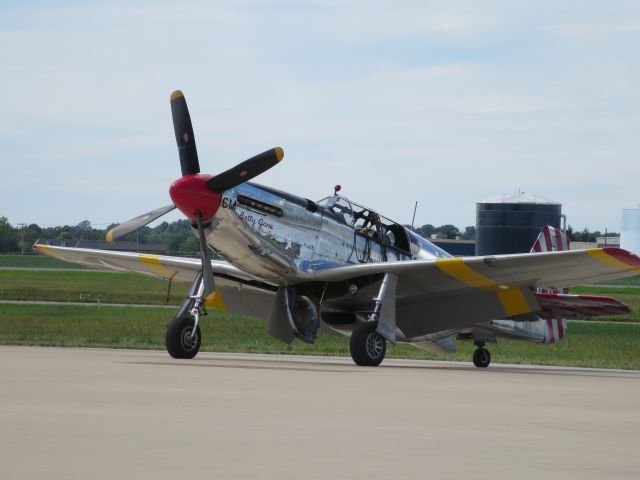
(1, 267, 639, 369)
(602, 274, 640, 286)
(1, 304, 639, 369)
(0, 254, 87, 269)
(0, 270, 188, 305)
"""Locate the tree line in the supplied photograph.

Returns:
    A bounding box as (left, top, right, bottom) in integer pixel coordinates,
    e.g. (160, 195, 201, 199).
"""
(0, 216, 198, 255)
(0, 215, 617, 254)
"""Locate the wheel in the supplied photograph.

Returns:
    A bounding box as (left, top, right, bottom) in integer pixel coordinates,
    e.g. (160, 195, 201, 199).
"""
(349, 322, 386, 366)
(473, 347, 491, 368)
(166, 315, 201, 359)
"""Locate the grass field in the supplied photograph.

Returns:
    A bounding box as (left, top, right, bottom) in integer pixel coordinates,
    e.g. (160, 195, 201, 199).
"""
(0, 270, 187, 305)
(1, 260, 639, 369)
(1, 303, 639, 369)
(0, 254, 87, 269)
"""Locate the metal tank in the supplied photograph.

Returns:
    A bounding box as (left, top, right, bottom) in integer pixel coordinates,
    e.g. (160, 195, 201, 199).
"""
(621, 208, 640, 256)
(476, 193, 562, 256)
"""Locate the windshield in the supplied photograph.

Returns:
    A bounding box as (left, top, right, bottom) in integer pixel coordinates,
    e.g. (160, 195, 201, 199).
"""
(317, 196, 354, 225)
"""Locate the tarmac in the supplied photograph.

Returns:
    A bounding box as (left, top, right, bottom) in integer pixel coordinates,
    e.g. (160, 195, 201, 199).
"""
(1, 346, 639, 479)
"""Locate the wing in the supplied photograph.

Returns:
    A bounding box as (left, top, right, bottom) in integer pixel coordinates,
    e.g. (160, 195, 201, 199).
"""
(307, 248, 640, 287)
(34, 244, 256, 283)
(308, 248, 640, 338)
(34, 244, 278, 320)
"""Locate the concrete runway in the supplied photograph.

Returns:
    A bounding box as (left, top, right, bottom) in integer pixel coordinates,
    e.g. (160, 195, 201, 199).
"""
(1, 347, 639, 479)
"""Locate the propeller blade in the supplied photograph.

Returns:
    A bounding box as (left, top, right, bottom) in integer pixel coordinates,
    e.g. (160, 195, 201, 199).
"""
(170, 90, 200, 176)
(106, 204, 176, 243)
(195, 212, 215, 296)
(206, 147, 284, 192)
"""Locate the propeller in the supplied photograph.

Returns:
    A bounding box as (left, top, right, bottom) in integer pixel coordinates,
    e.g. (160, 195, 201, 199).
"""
(170, 90, 200, 176)
(105, 89, 284, 300)
(167, 90, 284, 298)
(207, 147, 284, 192)
(106, 204, 176, 243)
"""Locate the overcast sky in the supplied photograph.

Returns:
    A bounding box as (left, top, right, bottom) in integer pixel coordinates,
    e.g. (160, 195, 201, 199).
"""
(1, 1, 639, 232)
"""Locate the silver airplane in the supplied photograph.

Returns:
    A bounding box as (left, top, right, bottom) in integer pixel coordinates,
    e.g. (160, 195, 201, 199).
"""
(36, 90, 640, 367)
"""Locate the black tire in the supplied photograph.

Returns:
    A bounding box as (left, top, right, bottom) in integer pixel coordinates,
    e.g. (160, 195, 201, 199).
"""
(166, 315, 201, 359)
(473, 347, 491, 368)
(349, 322, 386, 366)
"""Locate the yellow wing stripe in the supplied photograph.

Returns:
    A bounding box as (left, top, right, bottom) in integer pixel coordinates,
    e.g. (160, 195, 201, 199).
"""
(586, 248, 640, 272)
(434, 258, 495, 289)
(138, 254, 179, 279)
(205, 290, 227, 311)
(495, 288, 531, 317)
(435, 258, 531, 317)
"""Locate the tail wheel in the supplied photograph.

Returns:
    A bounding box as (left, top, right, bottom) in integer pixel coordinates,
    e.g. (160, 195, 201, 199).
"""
(350, 322, 386, 366)
(166, 315, 201, 359)
(473, 347, 491, 368)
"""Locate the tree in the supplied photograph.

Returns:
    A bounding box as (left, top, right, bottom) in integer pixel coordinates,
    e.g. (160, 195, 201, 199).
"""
(0, 217, 19, 252)
(436, 224, 460, 240)
(461, 226, 476, 240)
(566, 225, 574, 241)
(579, 228, 591, 242)
(416, 224, 436, 238)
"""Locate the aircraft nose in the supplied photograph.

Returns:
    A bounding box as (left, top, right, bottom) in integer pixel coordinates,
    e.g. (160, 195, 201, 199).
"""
(169, 173, 222, 222)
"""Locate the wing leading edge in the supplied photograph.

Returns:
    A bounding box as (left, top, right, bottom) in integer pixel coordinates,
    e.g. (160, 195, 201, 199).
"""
(33, 244, 260, 284)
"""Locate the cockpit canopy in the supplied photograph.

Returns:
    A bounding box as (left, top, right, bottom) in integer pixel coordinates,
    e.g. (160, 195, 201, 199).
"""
(317, 195, 411, 253)
(316, 195, 451, 260)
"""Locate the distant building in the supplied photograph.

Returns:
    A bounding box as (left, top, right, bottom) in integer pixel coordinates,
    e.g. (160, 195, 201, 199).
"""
(570, 241, 597, 250)
(431, 239, 476, 257)
(476, 193, 562, 255)
(596, 236, 620, 247)
(621, 208, 640, 255)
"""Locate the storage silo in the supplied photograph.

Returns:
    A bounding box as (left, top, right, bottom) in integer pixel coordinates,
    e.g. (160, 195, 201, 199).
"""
(476, 193, 562, 256)
(621, 208, 640, 256)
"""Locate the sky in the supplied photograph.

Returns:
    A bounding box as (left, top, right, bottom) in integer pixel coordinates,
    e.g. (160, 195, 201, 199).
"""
(1, 0, 639, 232)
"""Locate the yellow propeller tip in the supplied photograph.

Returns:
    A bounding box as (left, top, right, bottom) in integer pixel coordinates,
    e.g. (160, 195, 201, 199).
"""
(106, 230, 114, 243)
(275, 147, 284, 161)
(170, 90, 184, 101)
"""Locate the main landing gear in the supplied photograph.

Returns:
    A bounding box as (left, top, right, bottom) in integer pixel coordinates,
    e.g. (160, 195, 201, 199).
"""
(473, 341, 491, 368)
(348, 272, 396, 367)
(350, 322, 386, 366)
(166, 271, 206, 359)
(166, 315, 201, 359)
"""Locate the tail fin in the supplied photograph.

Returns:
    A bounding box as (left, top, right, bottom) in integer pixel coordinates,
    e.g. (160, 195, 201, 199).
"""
(531, 225, 569, 342)
(530, 225, 570, 253)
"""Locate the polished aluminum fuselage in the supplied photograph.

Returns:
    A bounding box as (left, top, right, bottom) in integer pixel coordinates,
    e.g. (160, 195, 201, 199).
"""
(201, 182, 561, 348)
(202, 183, 449, 284)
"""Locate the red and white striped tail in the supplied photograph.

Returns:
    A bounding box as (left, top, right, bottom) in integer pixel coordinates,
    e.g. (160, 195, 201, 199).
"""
(532, 226, 569, 343)
(544, 318, 567, 343)
(531, 225, 570, 253)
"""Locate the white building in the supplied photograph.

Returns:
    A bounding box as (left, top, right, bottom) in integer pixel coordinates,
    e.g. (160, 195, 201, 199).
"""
(621, 208, 640, 256)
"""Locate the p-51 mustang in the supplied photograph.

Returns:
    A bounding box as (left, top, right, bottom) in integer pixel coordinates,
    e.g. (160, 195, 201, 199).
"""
(36, 90, 640, 367)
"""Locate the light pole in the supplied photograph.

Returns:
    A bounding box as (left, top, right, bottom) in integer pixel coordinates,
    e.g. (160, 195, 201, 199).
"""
(17, 223, 27, 255)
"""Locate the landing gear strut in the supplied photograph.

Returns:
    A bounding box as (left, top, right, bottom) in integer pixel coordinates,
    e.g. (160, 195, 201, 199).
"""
(166, 271, 206, 359)
(473, 341, 491, 368)
(350, 322, 386, 366)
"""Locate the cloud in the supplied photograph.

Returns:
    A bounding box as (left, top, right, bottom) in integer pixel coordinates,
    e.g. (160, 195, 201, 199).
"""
(1, 1, 639, 230)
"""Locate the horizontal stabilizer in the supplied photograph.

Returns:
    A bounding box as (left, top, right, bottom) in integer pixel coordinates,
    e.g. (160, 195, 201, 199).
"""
(535, 292, 630, 319)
